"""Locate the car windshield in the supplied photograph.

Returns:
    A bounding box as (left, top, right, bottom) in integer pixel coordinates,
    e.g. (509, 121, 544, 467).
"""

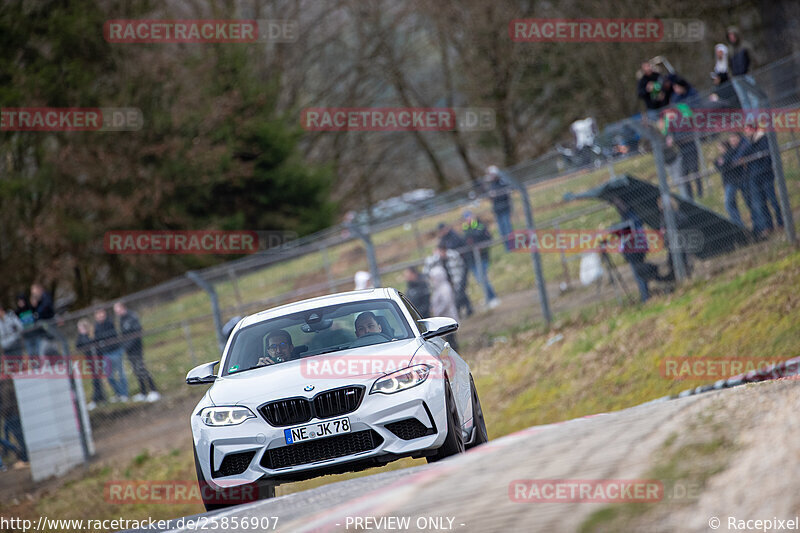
(222, 299, 413, 376)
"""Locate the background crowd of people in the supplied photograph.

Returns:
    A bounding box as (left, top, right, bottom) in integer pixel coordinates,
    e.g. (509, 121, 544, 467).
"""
(0, 283, 161, 472)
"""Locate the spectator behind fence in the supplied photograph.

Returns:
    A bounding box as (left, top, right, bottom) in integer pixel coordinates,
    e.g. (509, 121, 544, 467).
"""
(637, 61, 671, 111)
(76, 318, 108, 411)
(713, 43, 730, 85)
(424, 245, 468, 325)
(714, 133, 759, 231)
(403, 266, 431, 317)
(15, 294, 37, 356)
(29, 283, 55, 357)
(609, 198, 657, 303)
(427, 265, 459, 351)
(462, 211, 500, 309)
(726, 26, 754, 76)
(354, 271, 373, 290)
(661, 107, 702, 200)
(744, 124, 783, 235)
(436, 222, 473, 317)
(0, 308, 25, 356)
(114, 302, 160, 403)
(93, 308, 129, 402)
(485, 165, 514, 251)
(669, 76, 699, 105)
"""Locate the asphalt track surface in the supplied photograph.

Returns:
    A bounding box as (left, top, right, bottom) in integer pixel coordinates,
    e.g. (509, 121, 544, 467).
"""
(121, 377, 800, 533)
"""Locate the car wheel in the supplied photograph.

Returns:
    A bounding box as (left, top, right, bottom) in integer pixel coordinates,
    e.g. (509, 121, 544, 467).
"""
(465, 375, 488, 449)
(193, 447, 274, 512)
(427, 380, 465, 463)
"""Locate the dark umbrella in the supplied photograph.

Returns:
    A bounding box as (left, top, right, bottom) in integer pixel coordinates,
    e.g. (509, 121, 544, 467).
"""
(564, 175, 750, 259)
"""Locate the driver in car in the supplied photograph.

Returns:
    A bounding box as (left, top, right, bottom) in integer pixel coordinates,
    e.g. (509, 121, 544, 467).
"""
(257, 329, 294, 366)
(354, 312, 383, 338)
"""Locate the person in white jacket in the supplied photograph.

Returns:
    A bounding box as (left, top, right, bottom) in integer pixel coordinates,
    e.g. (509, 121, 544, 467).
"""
(0, 309, 24, 356)
(428, 265, 460, 351)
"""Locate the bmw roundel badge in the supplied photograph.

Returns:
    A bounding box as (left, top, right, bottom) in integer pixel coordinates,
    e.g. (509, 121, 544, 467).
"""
(304, 385, 315, 392)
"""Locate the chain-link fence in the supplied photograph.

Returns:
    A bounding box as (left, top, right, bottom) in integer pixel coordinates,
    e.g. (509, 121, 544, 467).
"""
(2, 52, 799, 489)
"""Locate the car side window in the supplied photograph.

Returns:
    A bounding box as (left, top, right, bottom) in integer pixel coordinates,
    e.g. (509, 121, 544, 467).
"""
(399, 293, 426, 333)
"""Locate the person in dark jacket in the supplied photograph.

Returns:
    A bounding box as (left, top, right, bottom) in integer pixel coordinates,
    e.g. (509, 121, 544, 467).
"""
(403, 267, 431, 317)
(637, 61, 671, 111)
(485, 166, 514, 251)
(28, 283, 55, 357)
(462, 212, 500, 308)
(669, 77, 699, 105)
(94, 308, 129, 402)
(114, 302, 159, 402)
(662, 106, 702, 200)
(436, 223, 473, 317)
(609, 198, 658, 303)
(726, 26, 754, 76)
(76, 318, 108, 410)
(744, 124, 782, 234)
(714, 133, 758, 230)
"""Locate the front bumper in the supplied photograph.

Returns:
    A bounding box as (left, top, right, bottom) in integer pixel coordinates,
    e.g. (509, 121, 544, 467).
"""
(192, 377, 448, 489)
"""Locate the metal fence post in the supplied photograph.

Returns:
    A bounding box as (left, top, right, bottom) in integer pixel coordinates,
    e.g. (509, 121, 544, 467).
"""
(186, 271, 225, 353)
(694, 130, 709, 193)
(345, 222, 382, 288)
(226, 268, 243, 309)
(320, 242, 336, 293)
(766, 128, 798, 245)
(503, 171, 553, 325)
(633, 123, 687, 282)
(182, 319, 198, 366)
(553, 221, 571, 288)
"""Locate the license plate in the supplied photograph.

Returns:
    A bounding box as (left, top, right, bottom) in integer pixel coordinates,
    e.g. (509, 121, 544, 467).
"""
(284, 417, 351, 444)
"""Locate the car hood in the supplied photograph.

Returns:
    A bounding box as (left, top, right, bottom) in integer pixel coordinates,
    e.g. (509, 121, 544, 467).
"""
(209, 337, 423, 406)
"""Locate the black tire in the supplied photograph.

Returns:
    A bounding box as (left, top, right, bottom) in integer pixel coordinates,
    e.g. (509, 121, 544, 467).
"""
(465, 375, 488, 449)
(427, 381, 465, 463)
(193, 447, 274, 512)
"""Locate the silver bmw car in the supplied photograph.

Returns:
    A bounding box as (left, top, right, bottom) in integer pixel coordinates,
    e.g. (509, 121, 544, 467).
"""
(186, 288, 488, 510)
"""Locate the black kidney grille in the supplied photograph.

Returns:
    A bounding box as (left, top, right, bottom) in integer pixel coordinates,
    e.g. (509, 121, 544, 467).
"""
(213, 450, 256, 478)
(261, 430, 383, 469)
(260, 398, 313, 426)
(313, 387, 364, 419)
(259, 386, 365, 427)
(384, 418, 435, 440)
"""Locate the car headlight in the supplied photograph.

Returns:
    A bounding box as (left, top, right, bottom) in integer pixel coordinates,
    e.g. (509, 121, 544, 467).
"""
(370, 364, 430, 395)
(199, 406, 255, 426)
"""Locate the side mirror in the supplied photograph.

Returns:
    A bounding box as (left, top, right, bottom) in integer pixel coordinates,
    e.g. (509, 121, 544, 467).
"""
(186, 361, 219, 385)
(419, 317, 458, 340)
